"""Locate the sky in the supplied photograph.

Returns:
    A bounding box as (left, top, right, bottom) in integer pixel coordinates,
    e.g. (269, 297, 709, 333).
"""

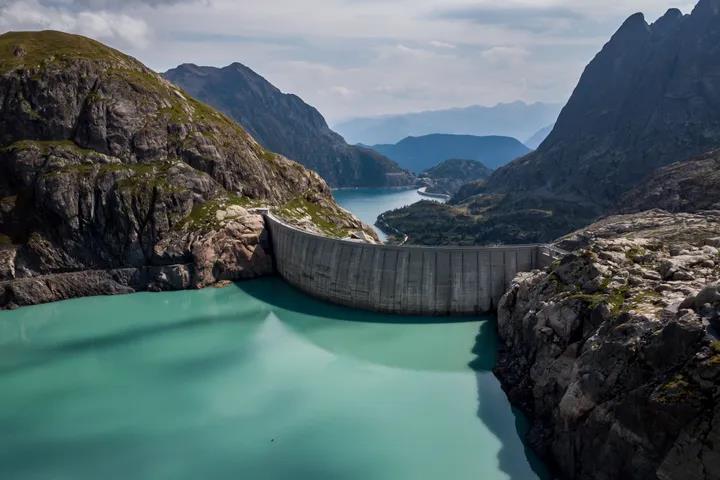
(0, 0, 698, 123)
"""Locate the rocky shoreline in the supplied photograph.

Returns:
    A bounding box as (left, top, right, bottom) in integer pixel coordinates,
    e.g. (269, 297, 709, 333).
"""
(495, 210, 720, 480)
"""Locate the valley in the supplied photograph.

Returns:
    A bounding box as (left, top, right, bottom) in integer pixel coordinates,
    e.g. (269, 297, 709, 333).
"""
(1, 1, 720, 480)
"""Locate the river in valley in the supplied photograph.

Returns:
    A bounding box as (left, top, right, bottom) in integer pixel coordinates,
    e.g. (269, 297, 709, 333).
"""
(0, 278, 546, 480)
(333, 187, 445, 241)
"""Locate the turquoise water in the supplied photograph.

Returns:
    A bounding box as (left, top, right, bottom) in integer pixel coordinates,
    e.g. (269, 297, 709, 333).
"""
(333, 188, 445, 241)
(0, 278, 546, 480)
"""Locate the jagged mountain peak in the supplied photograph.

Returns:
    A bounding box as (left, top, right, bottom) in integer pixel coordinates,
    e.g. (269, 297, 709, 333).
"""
(693, 0, 720, 15)
(609, 12, 650, 44)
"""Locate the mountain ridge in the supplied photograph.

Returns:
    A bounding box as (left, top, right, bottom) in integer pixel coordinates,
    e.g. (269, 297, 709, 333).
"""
(163, 62, 414, 188)
(334, 101, 562, 145)
(370, 133, 530, 173)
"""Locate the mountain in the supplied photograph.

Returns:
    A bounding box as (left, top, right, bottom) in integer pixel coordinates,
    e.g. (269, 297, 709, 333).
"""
(524, 125, 554, 149)
(163, 63, 414, 188)
(489, 3, 720, 211)
(620, 149, 720, 213)
(421, 159, 492, 196)
(370, 134, 530, 173)
(380, 2, 720, 245)
(334, 101, 562, 145)
(0, 31, 371, 309)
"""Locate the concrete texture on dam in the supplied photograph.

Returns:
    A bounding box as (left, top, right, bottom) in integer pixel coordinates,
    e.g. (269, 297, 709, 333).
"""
(265, 214, 563, 315)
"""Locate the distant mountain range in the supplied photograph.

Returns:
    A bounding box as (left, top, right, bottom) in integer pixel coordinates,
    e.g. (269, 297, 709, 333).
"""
(369, 134, 530, 173)
(334, 101, 562, 146)
(163, 63, 414, 188)
(380, 1, 720, 245)
(421, 159, 492, 196)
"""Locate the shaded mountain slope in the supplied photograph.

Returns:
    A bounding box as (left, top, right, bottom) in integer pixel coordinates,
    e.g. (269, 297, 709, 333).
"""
(620, 149, 720, 213)
(163, 63, 414, 188)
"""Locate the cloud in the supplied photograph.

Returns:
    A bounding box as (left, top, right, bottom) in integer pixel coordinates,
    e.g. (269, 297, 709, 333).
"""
(0, 0, 150, 47)
(0, 0, 700, 122)
(429, 40, 456, 49)
(432, 4, 585, 32)
(329, 85, 354, 97)
(13, 0, 193, 10)
(480, 45, 530, 65)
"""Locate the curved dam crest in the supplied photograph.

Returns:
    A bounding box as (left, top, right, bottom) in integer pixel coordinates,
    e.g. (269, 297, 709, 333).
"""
(266, 213, 563, 315)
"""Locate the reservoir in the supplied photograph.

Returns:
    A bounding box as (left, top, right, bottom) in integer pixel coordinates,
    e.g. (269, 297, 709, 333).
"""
(0, 278, 545, 480)
(333, 188, 446, 241)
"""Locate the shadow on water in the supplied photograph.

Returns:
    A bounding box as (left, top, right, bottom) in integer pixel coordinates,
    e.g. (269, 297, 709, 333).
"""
(240, 276, 474, 325)
(240, 277, 494, 372)
(0, 312, 264, 376)
(469, 319, 551, 480)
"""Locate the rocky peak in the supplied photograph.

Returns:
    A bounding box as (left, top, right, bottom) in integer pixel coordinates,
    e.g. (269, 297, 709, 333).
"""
(610, 12, 651, 44)
(693, 0, 720, 16)
(652, 8, 685, 33)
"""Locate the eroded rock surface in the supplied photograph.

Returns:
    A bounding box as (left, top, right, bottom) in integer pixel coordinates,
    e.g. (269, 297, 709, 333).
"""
(496, 210, 720, 480)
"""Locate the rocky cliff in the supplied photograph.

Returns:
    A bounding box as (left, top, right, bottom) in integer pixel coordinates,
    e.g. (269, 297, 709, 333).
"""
(0, 30, 373, 309)
(620, 149, 720, 214)
(496, 210, 720, 479)
(163, 63, 414, 188)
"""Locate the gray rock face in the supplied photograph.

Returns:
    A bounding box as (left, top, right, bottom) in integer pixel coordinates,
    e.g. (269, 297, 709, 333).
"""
(495, 210, 720, 479)
(620, 149, 720, 214)
(0, 30, 371, 309)
(163, 63, 415, 188)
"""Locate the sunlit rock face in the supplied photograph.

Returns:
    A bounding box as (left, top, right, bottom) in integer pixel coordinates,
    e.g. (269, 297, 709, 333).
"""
(496, 210, 720, 480)
(0, 31, 372, 309)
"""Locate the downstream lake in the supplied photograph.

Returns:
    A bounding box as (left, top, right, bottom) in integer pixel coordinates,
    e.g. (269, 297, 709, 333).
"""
(0, 278, 546, 480)
(334, 187, 445, 241)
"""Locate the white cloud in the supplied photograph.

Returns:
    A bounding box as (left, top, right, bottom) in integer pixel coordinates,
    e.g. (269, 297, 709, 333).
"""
(480, 46, 530, 66)
(429, 40, 456, 49)
(0, 0, 702, 121)
(0, 0, 150, 48)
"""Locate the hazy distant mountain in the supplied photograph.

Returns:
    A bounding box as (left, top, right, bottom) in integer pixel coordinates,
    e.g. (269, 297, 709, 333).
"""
(334, 101, 562, 145)
(524, 125, 554, 149)
(370, 134, 530, 173)
(164, 63, 414, 188)
(422, 159, 492, 196)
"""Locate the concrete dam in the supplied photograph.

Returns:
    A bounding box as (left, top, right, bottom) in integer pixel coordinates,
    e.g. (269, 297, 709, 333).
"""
(265, 213, 564, 315)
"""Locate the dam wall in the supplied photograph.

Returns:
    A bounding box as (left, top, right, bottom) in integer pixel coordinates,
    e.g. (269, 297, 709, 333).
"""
(265, 214, 562, 315)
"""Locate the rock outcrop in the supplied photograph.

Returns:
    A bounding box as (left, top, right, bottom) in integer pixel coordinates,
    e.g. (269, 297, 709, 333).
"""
(620, 149, 720, 214)
(163, 63, 415, 188)
(0, 30, 373, 309)
(496, 210, 720, 479)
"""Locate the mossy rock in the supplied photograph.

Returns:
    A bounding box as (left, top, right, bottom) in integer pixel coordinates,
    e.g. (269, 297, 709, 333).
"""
(0, 30, 130, 74)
